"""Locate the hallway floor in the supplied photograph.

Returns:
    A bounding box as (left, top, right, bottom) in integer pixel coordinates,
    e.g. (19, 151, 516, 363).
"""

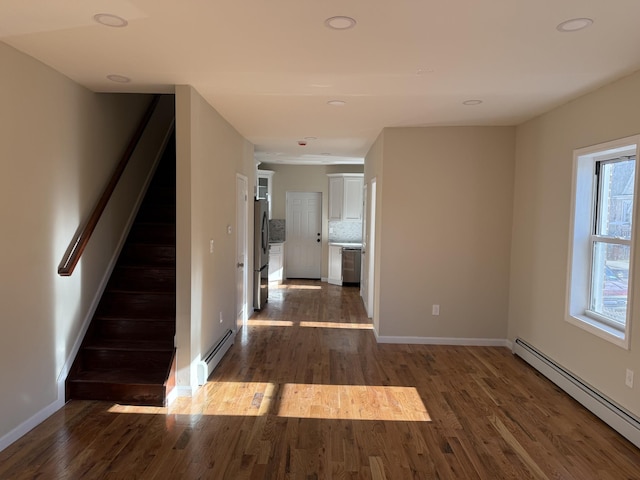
(1, 280, 639, 479)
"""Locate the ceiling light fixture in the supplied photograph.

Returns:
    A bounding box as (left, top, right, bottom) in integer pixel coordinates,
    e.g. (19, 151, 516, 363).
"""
(327, 100, 346, 106)
(556, 17, 593, 32)
(93, 13, 128, 28)
(325, 16, 357, 30)
(106, 74, 131, 83)
(304, 136, 317, 141)
(416, 68, 434, 75)
(463, 99, 483, 106)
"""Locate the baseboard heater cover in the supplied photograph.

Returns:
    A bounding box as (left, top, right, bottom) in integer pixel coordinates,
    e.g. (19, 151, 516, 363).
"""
(513, 337, 640, 449)
(197, 329, 234, 386)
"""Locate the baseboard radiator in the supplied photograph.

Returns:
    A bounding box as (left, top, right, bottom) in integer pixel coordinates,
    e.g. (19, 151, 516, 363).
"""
(197, 329, 234, 386)
(513, 338, 640, 449)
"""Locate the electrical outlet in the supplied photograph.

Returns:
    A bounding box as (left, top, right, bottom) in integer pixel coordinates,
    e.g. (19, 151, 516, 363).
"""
(626, 369, 634, 388)
(209, 239, 214, 254)
(432, 304, 440, 316)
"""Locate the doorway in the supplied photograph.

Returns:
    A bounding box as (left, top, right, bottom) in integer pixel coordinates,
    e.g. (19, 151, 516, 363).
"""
(285, 192, 322, 279)
(235, 174, 249, 331)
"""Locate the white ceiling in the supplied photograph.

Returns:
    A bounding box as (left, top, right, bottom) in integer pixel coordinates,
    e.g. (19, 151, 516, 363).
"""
(3, 0, 640, 165)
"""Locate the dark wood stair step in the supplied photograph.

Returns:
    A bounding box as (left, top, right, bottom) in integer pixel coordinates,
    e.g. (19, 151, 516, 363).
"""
(67, 369, 169, 406)
(135, 205, 176, 224)
(118, 244, 175, 267)
(127, 223, 175, 245)
(80, 341, 174, 371)
(94, 317, 175, 341)
(96, 291, 175, 319)
(108, 266, 176, 293)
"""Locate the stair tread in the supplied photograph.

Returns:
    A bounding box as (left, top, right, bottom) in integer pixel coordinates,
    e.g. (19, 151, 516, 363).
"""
(84, 339, 174, 351)
(70, 369, 167, 385)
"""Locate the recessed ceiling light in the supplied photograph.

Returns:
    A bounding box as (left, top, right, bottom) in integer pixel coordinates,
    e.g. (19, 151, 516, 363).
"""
(463, 99, 483, 106)
(416, 68, 434, 75)
(304, 136, 317, 141)
(93, 13, 128, 28)
(325, 16, 357, 30)
(327, 100, 346, 106)
(106, 74, 131, 83)
(556, 17, 593, 32)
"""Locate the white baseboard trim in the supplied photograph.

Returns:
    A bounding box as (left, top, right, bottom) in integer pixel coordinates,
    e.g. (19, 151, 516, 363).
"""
(0, 397, 65, 453)
(374, 331, 510, 347)
(513, 337, 640, 449)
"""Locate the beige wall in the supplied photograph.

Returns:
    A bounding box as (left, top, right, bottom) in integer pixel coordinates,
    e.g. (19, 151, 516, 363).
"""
(175, 85, 255, 389)
(509, 70, 640, 416)
(0, 42, 150, 442)
(259, 163, 364, 278)
(374, 127, 515, 339)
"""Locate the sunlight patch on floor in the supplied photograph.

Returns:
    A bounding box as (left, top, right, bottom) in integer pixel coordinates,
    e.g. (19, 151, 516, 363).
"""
(107, 383, 430, 422)
(273, 284, 322, 290)
(247, 319, 295, 327)
(277, 384, 431, 421)
(247, 319, 372, 329)
(299, 321, 373, 330)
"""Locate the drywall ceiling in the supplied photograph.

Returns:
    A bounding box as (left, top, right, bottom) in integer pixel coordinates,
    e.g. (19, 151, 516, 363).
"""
(3, 0, 640, 164)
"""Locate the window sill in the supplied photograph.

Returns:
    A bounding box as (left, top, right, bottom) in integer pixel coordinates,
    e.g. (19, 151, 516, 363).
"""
(566, 313, 629, 349)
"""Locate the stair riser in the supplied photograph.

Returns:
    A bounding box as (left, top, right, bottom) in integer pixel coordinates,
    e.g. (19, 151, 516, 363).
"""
(108, 268, 176, 293)
(135, 206, 176, 224)
(95, 319, 175, 341)
(119, 244, 175, 267)
(97, 293, 175, 319)
(82, 349, 173, 371)
(68, 382, 166, 407)
(127, 224, 175, 245)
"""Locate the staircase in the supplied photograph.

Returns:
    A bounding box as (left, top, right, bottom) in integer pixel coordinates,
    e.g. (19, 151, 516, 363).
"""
(66, 132, 177, 406)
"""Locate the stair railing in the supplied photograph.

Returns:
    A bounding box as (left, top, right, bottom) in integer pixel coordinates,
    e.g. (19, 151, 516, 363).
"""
(58, 94, 161, 276)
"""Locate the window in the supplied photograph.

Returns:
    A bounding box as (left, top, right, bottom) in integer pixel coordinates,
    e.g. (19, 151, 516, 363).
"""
(567, 136, 639, 348)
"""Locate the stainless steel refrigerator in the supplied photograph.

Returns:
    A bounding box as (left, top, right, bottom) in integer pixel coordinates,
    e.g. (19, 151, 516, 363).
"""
(253, 198, 269, 310)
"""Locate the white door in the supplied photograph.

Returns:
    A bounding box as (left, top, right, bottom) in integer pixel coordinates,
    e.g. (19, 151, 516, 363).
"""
(360, 183, 368, 303)
(236, 174, 249, 331)
(286, 192, 322, 279)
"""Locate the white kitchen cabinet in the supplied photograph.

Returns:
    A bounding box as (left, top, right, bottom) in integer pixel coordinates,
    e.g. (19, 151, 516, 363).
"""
(269, 243, 284, 283)
(327, 174, 363, 221)
(257, 170, 274, 218)
(328, 245, 343, 285)
(328, 176, 344, 221)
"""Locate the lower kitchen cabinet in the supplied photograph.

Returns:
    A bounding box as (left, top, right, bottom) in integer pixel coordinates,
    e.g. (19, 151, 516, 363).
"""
(269, 243, 285, 283)
(328, 245, 342, 285)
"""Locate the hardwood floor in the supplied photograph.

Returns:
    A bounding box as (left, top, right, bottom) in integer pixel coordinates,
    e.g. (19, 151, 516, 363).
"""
(1, 280, 639, 479)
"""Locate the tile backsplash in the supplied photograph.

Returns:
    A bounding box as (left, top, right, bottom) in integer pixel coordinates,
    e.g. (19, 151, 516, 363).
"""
(269, 219, 285, 242)
(329, 220, 362, 243)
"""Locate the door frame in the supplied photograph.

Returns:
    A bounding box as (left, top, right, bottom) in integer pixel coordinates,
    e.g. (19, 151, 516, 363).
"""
(236, 174, 249, 332)
(367, 178, 377, 319)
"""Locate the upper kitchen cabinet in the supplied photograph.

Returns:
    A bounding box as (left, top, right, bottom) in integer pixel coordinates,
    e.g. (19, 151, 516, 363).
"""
(257, 170, 274, 217)
(328, 174, 364, 221)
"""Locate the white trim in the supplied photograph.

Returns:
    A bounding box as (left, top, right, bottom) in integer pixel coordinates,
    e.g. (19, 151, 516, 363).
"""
(176, 386, 197, 398)
(373, 331, 510, 347)
(566, 134, 638, 350)
(0, 397, 64, 452)
(166, 387, 179, 406)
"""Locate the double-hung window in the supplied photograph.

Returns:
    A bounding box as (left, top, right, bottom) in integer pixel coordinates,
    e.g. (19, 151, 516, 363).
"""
(567, 136, 639, 348)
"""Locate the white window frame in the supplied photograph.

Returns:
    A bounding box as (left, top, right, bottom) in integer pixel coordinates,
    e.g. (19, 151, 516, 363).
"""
(566, 135, 639, 349)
